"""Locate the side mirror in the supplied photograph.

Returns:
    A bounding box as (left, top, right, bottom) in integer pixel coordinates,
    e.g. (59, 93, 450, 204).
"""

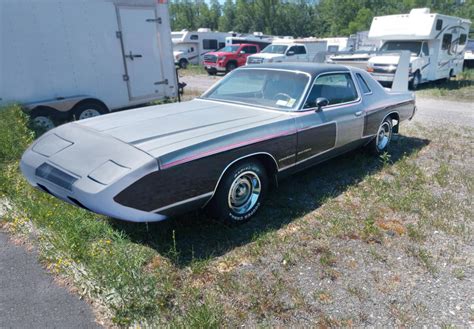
(315, 97, 329, 112)
(287, 50, 295, 56)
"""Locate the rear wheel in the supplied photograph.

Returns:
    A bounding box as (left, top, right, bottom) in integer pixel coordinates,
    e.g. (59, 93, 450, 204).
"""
(207, 160, 267, 225)
(368, 117, 393, 155)
(73, 101, 107, 121)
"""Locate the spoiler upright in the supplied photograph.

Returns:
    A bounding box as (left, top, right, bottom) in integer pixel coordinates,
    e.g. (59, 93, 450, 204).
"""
(391, 50, 410, 92)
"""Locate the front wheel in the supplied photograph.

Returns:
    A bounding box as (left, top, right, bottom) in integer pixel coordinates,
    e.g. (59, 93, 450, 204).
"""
(368, 117, 393, 155)
(206, 160, 267, 225)
(226, 62, 237, 72)
(409, 71, 421, 90)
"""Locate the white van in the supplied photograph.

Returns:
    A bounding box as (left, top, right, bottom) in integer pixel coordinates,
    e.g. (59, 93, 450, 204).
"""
(0, 0, 177, 130)
(246, 39, 327, 64)
(172, 29, 232, 68)
(367, 8, 471, 89)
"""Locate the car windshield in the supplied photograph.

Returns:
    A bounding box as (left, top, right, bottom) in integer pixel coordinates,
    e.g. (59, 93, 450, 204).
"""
(380, 41, 422, 55)
(218, 45, 240, 53)
(201, 69, 310, 110)
(261, 45, 288, 54)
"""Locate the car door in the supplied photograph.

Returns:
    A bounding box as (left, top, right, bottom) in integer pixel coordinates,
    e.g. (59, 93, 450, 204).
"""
(239, 46, 257, 66)
(295, 71, 364, 163)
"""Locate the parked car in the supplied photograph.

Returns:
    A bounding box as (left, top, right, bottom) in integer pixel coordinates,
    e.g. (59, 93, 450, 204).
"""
(20, 64, 416, 224)
(246, 39, 327, 64)
(203, 44, 261, 75)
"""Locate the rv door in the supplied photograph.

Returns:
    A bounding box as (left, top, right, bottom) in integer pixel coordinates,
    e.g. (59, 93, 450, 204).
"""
(117, 6, 165, 100)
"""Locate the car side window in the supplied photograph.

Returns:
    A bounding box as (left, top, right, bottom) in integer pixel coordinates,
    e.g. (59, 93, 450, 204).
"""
(287, 46, 297, 54)
(356, 73, 371, 94)
(248, 46, 258, 54)
(304, 73, 358, 108)
(296, 46, 306, 54)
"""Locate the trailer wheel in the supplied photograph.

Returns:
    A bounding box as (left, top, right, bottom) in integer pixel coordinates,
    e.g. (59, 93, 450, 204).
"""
(73, 101, 108, 121)
(179, 59, 188, 69)
(30, 107, 57, 132)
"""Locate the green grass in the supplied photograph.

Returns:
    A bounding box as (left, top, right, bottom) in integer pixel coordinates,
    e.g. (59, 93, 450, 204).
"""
(178, 64, 208, 77)
(1, 105, 472, 326)
(416, 69, 474, 102)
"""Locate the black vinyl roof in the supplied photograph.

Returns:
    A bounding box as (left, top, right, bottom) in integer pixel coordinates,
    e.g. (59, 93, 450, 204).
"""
(240, 63, 351, 77)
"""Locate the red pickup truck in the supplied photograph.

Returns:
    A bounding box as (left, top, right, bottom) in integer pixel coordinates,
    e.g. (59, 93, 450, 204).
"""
(202, 43, 260, 75)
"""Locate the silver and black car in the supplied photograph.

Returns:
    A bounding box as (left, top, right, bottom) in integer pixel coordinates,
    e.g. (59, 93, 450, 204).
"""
(20, 64, 416, 224)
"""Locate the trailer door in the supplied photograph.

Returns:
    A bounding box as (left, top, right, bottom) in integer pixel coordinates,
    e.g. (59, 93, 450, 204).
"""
(118, 6, 165, 100)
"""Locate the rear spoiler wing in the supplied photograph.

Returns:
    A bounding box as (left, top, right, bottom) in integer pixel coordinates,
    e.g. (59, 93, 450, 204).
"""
(318, 50, 411, 92)
(391, 50, 410, 92)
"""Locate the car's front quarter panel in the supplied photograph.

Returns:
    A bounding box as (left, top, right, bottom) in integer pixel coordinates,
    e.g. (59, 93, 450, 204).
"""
(113, 119, 298, 216)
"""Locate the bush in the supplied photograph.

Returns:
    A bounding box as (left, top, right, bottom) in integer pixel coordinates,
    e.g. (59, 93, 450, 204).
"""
(0, 105, 34, 164)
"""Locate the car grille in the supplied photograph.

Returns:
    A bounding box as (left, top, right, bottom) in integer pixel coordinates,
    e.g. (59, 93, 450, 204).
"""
(36, 163, 77, 191)
(203, 54, 217, 63)
(247, 57, 264, 64)
(372, 64, 397, 73)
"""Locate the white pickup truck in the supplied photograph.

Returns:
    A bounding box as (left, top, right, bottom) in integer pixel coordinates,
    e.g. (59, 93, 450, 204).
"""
(246, 39, 327, 65)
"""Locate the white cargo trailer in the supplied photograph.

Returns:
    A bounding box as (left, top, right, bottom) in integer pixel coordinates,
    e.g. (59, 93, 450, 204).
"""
(0, 0, 177, 129)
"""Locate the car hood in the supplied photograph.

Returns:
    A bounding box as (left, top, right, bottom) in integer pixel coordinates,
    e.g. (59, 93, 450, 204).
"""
(77, 99, 286, 158)
(206, 51, 234, 57)
(369, 54, 417, 65)
(250, 53, 285, 59)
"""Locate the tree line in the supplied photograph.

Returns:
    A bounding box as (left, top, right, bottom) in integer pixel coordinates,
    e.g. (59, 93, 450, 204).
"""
(169, 0, 474, 38)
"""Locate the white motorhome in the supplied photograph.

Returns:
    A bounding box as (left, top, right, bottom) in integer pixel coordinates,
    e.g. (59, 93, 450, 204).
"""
(246, 39, 327, 65)
(367, 8, 471, 89)
(172, 29, 232, 68)
(0, 0, 177, 129)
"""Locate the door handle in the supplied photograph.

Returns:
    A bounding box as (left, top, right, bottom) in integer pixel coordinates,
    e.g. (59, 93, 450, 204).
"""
(355, 111, 363, 117)
(124, 51, 143, 61)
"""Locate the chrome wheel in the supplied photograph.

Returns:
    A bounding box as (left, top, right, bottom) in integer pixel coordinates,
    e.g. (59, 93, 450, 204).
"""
(78, 109, 101, 120)
(376, 121, 391, 151)
(32, 116, 55, 131)
(228, 171, 261, 215)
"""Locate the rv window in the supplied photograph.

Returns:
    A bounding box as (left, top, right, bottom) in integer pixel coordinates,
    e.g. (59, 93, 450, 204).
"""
(436, 19, 443, 31)
(356, 73, 371, 94)
(304, 73, 358, 108)
(203, 39, 218, 50)
(190, 35, 199, 40)
(459, 34, 467, 46)
(442, 34, 452, 51)
(422, 42, 429, 56)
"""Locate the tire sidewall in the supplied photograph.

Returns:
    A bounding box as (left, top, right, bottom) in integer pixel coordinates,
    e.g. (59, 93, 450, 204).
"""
(73, 102, 107, 121)
(211, 161, 267, 224)
(374, 118, 393, 154)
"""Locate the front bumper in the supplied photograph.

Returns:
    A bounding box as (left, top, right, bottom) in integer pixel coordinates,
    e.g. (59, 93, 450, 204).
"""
(370, 72, 414, 83)
(204, 63, 226, 72)
(20, 125, 166, 222)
